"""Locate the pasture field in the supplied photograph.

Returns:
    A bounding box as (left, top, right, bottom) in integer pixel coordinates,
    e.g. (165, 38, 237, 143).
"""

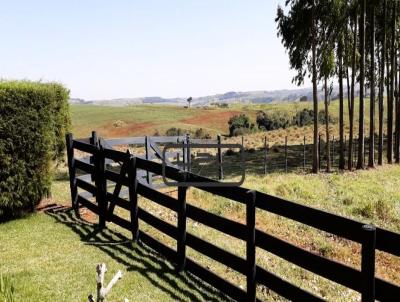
(1, 100, 399, 301)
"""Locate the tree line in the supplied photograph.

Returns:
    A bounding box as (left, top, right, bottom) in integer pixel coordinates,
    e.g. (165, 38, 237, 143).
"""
(276, 0, 400, 172)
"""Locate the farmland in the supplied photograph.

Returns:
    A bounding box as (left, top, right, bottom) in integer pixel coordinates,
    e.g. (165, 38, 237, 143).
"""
(1, 100, 399, 301)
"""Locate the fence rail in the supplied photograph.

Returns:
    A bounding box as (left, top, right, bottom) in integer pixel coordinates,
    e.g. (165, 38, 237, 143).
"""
(66, 133, 400, 302)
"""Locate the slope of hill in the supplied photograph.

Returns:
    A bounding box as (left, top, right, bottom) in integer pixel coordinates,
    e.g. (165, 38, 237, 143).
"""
(70, 86, 358, 107)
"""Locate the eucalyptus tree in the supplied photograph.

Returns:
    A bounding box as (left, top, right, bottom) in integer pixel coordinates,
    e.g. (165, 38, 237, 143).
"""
(378, 0, 387, 166)
(276, 0, 320, 172)
(317, 0, 338, 172)
(334, 0, 350, 170)
(368, 0, 377, 168)
(357, 0, 366, 169)
(348, 1, 358, 170)
(388, 0, 396, 164)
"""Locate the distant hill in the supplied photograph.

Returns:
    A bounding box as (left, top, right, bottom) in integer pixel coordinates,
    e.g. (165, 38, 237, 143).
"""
(70, 86, 359, 107)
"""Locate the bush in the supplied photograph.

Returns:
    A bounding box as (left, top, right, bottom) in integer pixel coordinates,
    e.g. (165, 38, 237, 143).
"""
(228, 114, 254, 136)
(292, 109, 314, 127)
(318, 109, 337, 124)
(256, 111, 291, 131)
(193, 128, 211, 139)
(0, 81, 70, 219)
(165, 127, 186, 136)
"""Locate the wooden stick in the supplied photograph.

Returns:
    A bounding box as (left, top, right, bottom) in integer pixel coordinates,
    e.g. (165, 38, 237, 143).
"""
(89, 263, 124, 302)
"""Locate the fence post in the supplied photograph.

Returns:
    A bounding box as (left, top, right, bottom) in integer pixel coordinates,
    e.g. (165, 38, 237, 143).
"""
(264, 136, 268, 175)
(186, 133, 191, 173)
(217, 134, 224, 180)
(285, 136, 288, 173)
(303, 136, 306, 171)
(318, 133, 322, 171)
(128, 156, 139, 242)
(246, 190, 256, 302)
(177, 172, 188, 272)
(66, 133, 79, 216)
(94, 142, 106, 228)
(361, 224, 376, 302)
(145, 136, 153, 186)
(242, 135, 244, 148)
(90, 131, 98, 182)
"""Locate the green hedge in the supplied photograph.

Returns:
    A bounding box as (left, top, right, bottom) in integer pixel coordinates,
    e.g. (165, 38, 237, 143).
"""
(0, 81, 70, 219)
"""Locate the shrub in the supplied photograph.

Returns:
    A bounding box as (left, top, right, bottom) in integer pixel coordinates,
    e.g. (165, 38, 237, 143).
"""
(193, 128, 211, 139)
(0, 81, 70, 219)
(292, 109, 314, 127)
(228, 114, 254, 136)
(318, 109, 337, 124)
(256, 111, 291, 131)
(165, 127, 186, 136)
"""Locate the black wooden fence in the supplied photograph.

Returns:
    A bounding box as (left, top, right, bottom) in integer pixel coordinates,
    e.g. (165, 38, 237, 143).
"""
(66, 133, 400, 302)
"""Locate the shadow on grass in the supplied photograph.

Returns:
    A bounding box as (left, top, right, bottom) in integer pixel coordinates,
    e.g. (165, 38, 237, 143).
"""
(45, 207, 232, 302)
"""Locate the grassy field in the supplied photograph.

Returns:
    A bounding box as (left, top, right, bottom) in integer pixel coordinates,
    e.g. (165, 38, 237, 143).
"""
(1, 100, 400, 301)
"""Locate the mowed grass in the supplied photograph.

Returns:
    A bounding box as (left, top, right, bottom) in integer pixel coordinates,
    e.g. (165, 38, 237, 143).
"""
(6, 163, 396, 301)
(0, 211, 230, 302)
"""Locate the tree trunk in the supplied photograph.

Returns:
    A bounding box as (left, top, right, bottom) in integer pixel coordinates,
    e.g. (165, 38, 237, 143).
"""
(339, 36, 345, 170)
(357, 0, 366, 169)
(349, 13, 357, 171)
(395, 49, 400, 163)
(378, 0, 387, 165)
(388, 1, 396, 164)
(325, 77, 331, 172)
(312, 3, 319, 173)
(369, 2, 376, 168)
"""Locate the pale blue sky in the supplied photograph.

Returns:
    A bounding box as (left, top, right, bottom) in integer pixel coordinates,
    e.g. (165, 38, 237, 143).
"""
(0, 0, 305, 100)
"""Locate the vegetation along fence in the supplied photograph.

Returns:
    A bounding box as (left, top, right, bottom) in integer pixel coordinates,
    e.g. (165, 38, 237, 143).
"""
(66, 133, 400, 301)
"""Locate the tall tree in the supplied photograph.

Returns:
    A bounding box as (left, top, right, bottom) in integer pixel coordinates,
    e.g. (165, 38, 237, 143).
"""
(378, 0, 387, 166)
(349, 8, 358, 170)
(312, 1, 319, 173)
(369, 1, 376, 168)
(357, 0, 366, 169)
(339, 34, 345, 170)
(388, 0, 396, 164)
(276, 0, 319, 172)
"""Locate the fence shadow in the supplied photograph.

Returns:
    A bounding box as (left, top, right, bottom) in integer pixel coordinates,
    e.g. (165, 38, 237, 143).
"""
(45, 207, 232, 302)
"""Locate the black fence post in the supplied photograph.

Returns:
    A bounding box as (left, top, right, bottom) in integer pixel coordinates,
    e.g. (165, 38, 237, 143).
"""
(361, 224, 376, 302)
(217, 134, 224, 180)
(90, 131, 98, 146)
(94, 142, 106, 228)
(264, 136, 268, 175)
(303, 136, 306, 171)
(246, 190, 256, 302)
(145, 136, 153, 186)
(177, 172, 188, 272)
(285, 136, 288, 173)
(128, 156, 139, 242)
(186, 133, 191, 173)
(66, 133, 79, 216)
(90, 131, 98, 182)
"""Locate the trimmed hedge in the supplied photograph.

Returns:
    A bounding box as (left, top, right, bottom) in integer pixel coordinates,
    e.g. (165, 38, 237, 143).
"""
(0, 81, 70, 219)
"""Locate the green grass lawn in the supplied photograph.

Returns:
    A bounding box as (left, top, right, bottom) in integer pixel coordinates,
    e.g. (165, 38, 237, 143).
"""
(0, 211, 230, 302)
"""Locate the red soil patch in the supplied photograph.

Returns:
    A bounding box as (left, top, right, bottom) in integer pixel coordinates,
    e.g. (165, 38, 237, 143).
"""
(99, 121, 155, 137)
(36, 198, 97, 223)
(180, 110, 241, 130)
